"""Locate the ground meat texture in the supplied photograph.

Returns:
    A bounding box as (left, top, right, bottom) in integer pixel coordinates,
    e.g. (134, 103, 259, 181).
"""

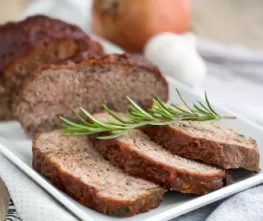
(13, 53, 168, 136)
(143, 121, 260, 172)
(0, 15, 104, 120)
(33, 130, 165, 217)
(90, 112, 226, 194)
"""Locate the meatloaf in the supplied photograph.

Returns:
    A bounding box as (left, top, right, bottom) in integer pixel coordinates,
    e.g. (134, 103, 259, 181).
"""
(0, 15, 104, 120)
(91, 112, 225, 194)
(13, 53, 168, 136)
(56, 36, 104, 65)
(143, 121, 260, 172)
(33, 130, 165, 217)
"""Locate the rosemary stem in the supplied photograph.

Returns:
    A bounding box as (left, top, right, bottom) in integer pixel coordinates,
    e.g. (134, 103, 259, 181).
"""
(220, 116, 237, 119)
(60, 88, 236, 139)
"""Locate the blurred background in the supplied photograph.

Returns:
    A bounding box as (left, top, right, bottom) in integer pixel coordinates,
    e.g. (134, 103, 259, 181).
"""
(1, 0, 263, 51)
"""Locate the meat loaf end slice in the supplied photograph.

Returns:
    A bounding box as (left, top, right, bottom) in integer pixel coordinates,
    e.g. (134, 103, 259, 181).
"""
(14, 54, 168, 136)
(33, 130, 165, 217)
(143, 121, 259, 172)
(0, 15, 104, 120)
(0, 15, 88, 76)
(91, 112, 225, 194)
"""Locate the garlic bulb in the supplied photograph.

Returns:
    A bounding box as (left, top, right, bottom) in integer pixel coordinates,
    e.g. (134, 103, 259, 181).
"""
(144, 32, 207, 87)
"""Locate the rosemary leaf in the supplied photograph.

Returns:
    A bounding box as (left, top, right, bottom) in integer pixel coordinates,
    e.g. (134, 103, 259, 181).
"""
(106, 121, 128, 127)
(170, 104, 190, 114)
(193, 104, 211, 116)
(153, 98, 175, 120)
(63, 131, 98, 136)
(80, 107, 111, 128)
(126, 97, 155, 120)
(125, 112, 143, 123)
(205, 93, 219, 116)
(60, 117, 90, 130)
(97, 130, 131, 139)
(102, 105, 129, 124)
(146, 120, 178, 126)
(72, 109, 93, 126)
(175, 89, 197, 116)
(196, 101, 213, 115)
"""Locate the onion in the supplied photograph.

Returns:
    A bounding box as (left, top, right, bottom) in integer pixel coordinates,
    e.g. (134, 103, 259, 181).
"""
(92, 0, 190, 53)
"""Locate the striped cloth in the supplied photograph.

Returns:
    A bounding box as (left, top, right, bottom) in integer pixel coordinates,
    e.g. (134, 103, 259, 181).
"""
(5, 199, 21, 221)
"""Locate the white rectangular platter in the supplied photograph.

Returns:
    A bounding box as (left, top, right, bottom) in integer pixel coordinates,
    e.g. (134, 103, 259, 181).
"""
(0, 76, 263, 221)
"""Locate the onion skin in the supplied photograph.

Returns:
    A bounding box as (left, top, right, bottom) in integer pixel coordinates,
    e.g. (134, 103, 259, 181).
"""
(92, 0, 190, 53)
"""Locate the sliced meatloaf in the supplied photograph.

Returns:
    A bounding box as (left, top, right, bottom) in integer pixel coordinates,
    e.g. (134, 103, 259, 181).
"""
(33, 130, 165, 217)
(143, 121, 259, 172)
(91, 112, 225, 194)
(13, 53, 168, 136)
(0, 15, 104, 120)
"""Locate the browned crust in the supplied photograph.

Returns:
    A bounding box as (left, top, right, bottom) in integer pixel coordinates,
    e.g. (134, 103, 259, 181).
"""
(0, 103, 13, 120)
(0, 15, 87, 75)
(4, 36, 105, 78)
(0, 82, 12, 120)
(32, 133, 165, 217)
(10, 37, 105, 78)
(143, 126, 260, 172)
(13, 53, 169, 119)
(95, 53, 160, 73)
(90, 136, 226, 195)
(17, 53, 168, 100)
(55, 37, 105, 65)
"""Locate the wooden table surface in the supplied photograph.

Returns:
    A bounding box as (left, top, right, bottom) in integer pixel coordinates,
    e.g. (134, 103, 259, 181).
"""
(1, 0, 263, 220)
(0, 179, 9, 220)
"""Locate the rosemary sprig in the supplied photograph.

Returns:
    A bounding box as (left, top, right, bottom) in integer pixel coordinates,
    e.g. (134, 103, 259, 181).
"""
(60, 89, 236, 139)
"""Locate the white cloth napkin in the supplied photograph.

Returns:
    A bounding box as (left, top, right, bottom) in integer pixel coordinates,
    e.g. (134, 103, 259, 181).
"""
(0, 154, 78, 221)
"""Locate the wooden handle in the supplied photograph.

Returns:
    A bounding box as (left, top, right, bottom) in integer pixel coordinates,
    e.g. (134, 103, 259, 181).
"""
(0, 178, 9, 220)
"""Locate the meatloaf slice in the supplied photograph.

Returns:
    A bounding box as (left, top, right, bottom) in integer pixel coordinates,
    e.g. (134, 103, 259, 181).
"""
(13, 53, 168, 136)
(33, 130, 165, 217)
(91, 112, 225, 194)
(0, 15, 104, 120)
(143, 121, 259, 172)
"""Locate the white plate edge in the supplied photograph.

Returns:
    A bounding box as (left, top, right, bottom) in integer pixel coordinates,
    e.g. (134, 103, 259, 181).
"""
(144, 173, 263, 221)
